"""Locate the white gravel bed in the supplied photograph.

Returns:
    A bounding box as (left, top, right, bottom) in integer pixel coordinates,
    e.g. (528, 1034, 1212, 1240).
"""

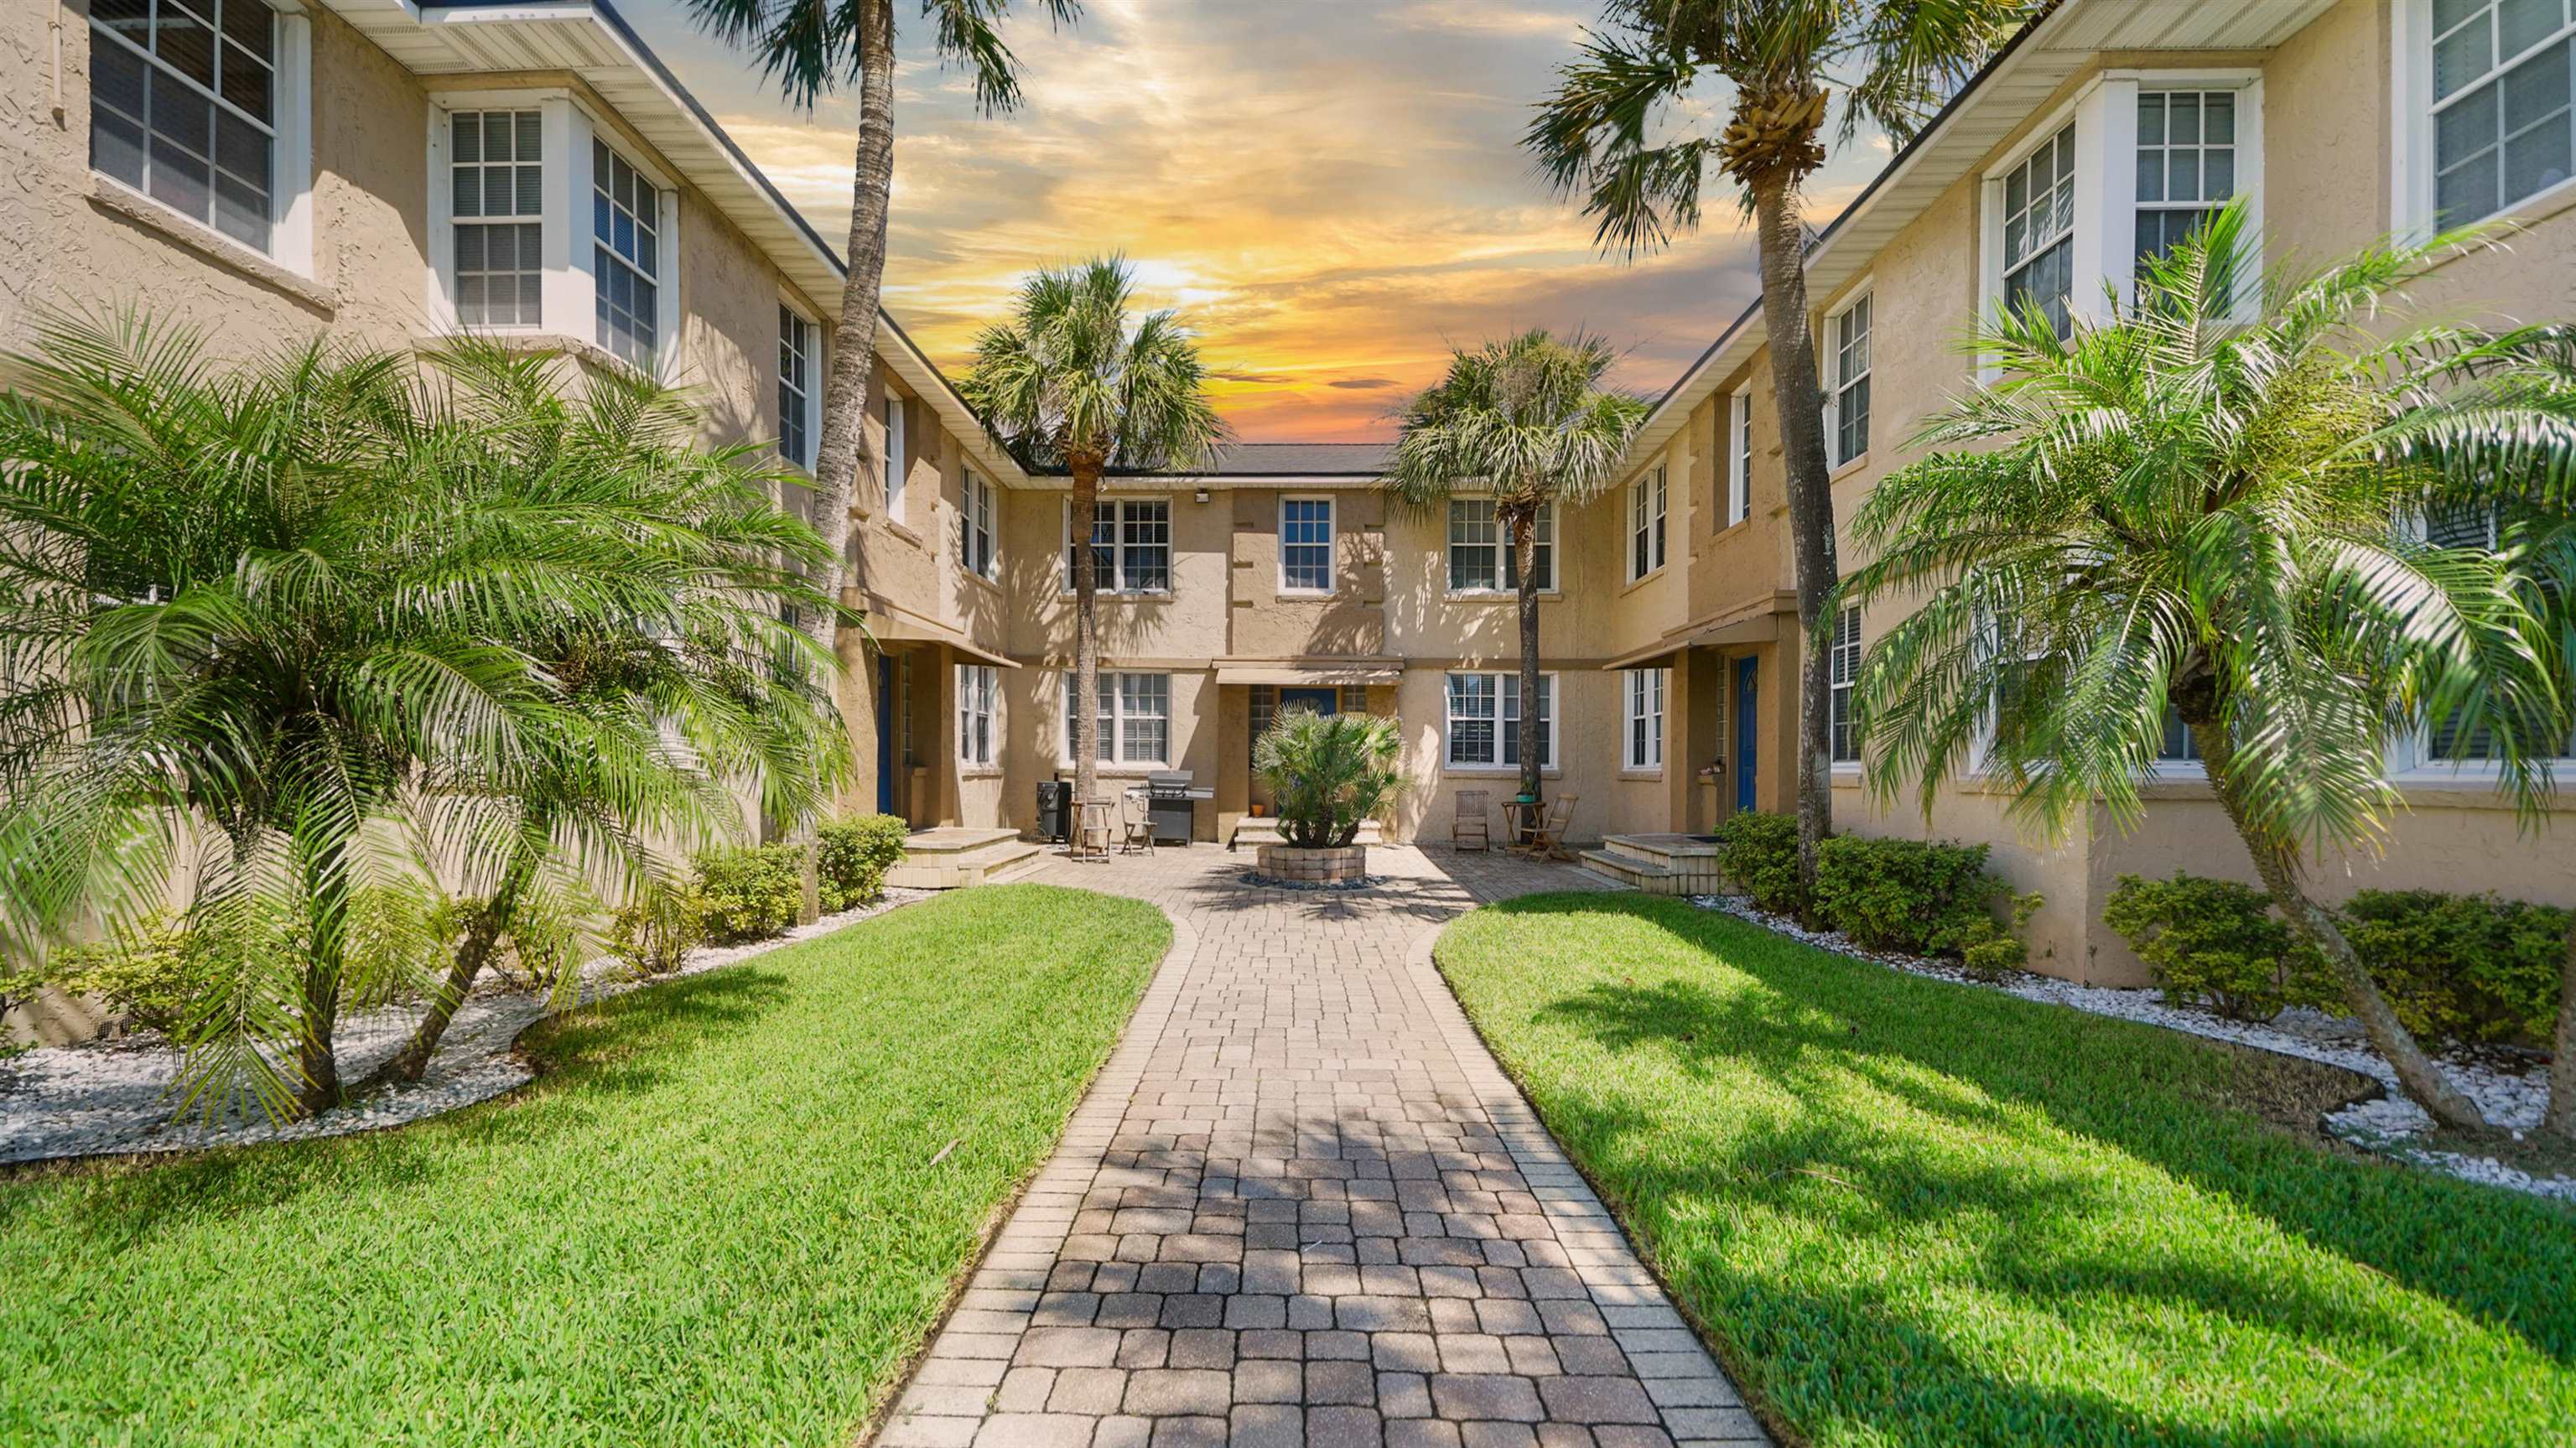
(0, 890, 929, 1165)
(1688, 893, 2575, 1202)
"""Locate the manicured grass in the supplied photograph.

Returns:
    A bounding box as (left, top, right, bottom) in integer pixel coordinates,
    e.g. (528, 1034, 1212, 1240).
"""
(1436, 893, 2576, 1448)
(0, 885, 1167, 1448)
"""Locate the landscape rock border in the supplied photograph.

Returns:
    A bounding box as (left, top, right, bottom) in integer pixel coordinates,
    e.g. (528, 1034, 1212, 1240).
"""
(0, 890, 930, 1166)
(1688, 893, 2574, 1202)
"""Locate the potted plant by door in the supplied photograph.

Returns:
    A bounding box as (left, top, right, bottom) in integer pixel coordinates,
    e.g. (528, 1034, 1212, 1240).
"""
(1252, 708, 1405, 885)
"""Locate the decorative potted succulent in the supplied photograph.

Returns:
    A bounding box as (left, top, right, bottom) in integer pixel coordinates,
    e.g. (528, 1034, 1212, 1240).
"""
(1251, 708, 1406, 884)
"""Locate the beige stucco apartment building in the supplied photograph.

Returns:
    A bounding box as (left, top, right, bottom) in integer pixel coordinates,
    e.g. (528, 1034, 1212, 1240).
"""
(5, 0, 2572, 994)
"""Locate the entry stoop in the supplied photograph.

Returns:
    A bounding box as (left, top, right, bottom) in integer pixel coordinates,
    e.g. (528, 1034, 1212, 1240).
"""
(1579, 833, 1729, 896)
(885, 827, 1046, 890)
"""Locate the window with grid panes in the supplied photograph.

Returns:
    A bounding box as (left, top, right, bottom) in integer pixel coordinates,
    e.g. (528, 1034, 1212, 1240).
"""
(2002, 125, 2077, 336)
(2135, 91, 2241, 271)
(89, 0, 279, 252)
(591, 138, 660, 366)
(2428, 0, 2576, 224)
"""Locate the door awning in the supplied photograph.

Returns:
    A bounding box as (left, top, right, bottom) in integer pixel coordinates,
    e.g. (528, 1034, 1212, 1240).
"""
(1601, 613, 1781, 672)
(1213, 662, 1403, 687)
(852, 593, 1021, 669)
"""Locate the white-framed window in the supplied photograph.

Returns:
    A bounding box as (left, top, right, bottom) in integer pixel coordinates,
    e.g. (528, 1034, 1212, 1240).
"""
(2001, 125, 2078, 336)
(1624, 668, 1665, 771)
(1628, 466, 1668, 580)
(427, 96, 678, 376)
(2413, 0, 2576, 228)
(90, 0, 311, 265)
(958, 664, 996, 767)
(1444, 672, 1555, 771)
(881, 393, 907, 522)
(1726, 389, 1753, 527)
(1062, 672, 1171, 766)
(958, 470, 997, 581)
(1829, 606, 1863, 765)
(2403, 501, 2576, 767)
(1827, 294, 1872, 467)
(1446, 500, 1555, 593)
(2134, 90, 2241, 271)
(446, 109, 544, 326)
(590, 137, 662, 367)
(1062, 497, 1171, 594)
(777, 302, 817, 469)
(2157, 706, 2203, 766)
(1280, 496, 1334, 593)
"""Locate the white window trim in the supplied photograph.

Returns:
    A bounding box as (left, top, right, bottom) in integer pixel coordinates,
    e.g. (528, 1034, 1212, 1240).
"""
(425, 92, 678, 380)
(1061, 496, 1174, 596)
(1975, 73, 2266, 358)
(881, 391, 909, 525)
(776, 293, 820, 474)
(1725, 388, 1753, 527)
(1627, 465, 1669, 583)
(90, 0, 315, 277)
(1624, 667, 1666, 772)
(958, 468, 998, 583)
(1278, 494, 1337, 595)
(2393, 0, 2576, 236)
(1442, 670, 1559, 774)
(1828, 606, 1864, 772)
(1060, 670, 1173, 768)
(1445, 499, 1560, 597)
(957, 663, 997, 768)
(1823, 285, 1873, 472)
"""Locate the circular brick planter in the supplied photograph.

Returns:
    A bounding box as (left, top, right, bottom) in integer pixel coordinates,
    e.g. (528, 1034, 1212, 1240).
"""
(1254, 842, 1369, 884)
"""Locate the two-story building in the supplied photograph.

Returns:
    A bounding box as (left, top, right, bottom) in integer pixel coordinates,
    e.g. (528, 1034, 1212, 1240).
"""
(8, 0, 2571, 992)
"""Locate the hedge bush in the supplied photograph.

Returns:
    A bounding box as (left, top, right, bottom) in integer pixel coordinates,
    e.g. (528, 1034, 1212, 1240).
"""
(1813, 835, 2010, 957)
(608, 882, 704, 977)
(818, 814, 910, 912)
(2102, 873, 2334, 1022)
(2339, 889, 2568, 1050)
(692, 843, 805, 946)
(1713, 812, 1806, 916)
(43, 912, 211, 1035)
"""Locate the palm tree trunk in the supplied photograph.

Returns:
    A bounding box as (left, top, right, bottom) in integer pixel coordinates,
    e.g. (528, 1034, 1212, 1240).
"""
(1071, 461, 1104, 813)
(2182, 709, 2488, 1130)
(357, 850, 533, 1093)
(293, 834, 352, 1118)
(1510, 506, 1543, 808)
(1748, 174, 1839, 922)
(2544, 923, 2576, 1142)
(795, 0, 896, 918)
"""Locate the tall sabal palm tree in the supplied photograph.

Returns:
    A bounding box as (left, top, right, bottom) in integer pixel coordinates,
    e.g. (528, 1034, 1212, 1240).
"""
(0, 318, 843, 1118)
(1836, 205, 2573, 1129)
(678, 0, 1077, 917)
(1380, 331, 1648, 807)
(960, 258, 1229, 810)
(1527, 0, 2031, 904)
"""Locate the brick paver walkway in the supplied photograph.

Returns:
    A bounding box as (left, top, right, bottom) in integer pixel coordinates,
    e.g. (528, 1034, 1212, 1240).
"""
(878, 844, 1768, 1448)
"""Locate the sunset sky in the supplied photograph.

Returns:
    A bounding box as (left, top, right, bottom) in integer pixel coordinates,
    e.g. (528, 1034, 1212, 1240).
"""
(619, 0, 1893, 441)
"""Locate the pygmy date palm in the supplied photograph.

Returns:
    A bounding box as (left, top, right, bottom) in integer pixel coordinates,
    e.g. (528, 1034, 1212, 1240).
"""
(0, 317, 844, 1119)
(961, 257, 1228, 811)
(1380, 331, 1647, 806)
(1837, 203, 2572, 1129)
(1527, 0, 2031, 905)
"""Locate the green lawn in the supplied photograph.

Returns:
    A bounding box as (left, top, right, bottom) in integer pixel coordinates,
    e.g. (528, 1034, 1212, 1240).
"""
(0, 884, 1167, 1448)
(1436, 893, 2576, 1448)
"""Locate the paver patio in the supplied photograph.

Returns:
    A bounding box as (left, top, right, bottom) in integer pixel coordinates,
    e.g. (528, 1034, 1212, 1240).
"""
(876, 843, 1769, 1448)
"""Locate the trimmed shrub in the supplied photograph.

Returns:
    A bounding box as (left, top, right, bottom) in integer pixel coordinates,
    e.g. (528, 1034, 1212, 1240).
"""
(818, 814, 911, 912)
(1714, 812, 1805, 916)
(607, 882, 704, 977)
(693, 843, 805, 946)
(2340, 889, 2568, 1051)
(1961, 893, 2049, 983)
(1812, 835, 2012, 958)
(2102, 873, 2333, 1021)
(47, 912, 217, 1035)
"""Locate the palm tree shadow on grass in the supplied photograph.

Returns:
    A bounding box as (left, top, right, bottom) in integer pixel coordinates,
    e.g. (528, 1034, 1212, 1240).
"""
(0, 968, 796, 1244)
(1466, 893, 2576, 1369)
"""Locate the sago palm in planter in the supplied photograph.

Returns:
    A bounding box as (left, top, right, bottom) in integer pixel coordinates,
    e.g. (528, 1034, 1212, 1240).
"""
(1252, 710, 1406, 885)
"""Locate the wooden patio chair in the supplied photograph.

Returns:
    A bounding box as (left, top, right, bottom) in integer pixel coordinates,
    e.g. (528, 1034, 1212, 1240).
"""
(1451, 789, 1493, 852)
(1120, 791, 1156, 855)
(1527, 793, 1579, 862)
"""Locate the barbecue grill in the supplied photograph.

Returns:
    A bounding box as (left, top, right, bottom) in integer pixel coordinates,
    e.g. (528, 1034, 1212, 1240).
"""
(1137, 770, 1210, 845)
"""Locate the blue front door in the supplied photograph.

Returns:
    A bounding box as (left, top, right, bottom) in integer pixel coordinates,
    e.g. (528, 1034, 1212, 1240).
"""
(875, 654, 896, 814)
(1733, 657, 1758, 812)
(1279, 687, 1339, 718)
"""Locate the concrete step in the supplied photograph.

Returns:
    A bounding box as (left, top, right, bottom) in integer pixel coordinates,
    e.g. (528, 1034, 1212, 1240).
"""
(886, 837, 1045, 890)
(1590, 833, 1729, 895)
(1578, 848, 1681, 895)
